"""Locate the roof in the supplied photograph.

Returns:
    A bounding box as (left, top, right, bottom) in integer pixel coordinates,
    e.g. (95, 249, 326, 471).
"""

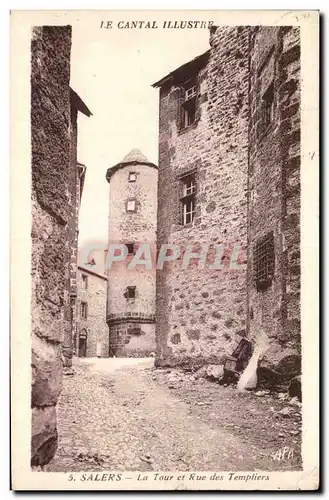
(121, 149, 150, 164)
(106, 148, 157, 183)
(78, 265, 107, 281)
(70, 88, 92, 117)
(152, 50, 210, 88)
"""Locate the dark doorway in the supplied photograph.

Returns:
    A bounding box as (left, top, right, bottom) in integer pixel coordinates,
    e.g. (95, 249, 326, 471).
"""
(78, 330, 87, 357)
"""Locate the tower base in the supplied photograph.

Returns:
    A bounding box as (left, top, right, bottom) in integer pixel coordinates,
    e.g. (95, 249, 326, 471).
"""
(107, 315, 156, 357)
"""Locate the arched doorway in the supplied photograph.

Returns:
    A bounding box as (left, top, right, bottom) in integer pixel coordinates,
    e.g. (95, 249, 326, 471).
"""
(78, 329, 87, 357)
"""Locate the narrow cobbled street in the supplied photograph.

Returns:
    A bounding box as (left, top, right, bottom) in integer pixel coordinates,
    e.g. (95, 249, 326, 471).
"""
(46, 358, 302, 472)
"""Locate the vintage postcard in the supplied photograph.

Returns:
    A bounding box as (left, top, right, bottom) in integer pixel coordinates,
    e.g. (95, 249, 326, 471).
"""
(10, 9, 319, 491)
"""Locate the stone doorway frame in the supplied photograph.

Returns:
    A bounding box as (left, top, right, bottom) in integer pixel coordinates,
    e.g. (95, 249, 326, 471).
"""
(78, 329, 88, 357)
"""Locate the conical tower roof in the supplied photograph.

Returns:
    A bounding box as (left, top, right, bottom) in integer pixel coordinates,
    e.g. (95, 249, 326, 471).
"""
(106, 148, 157, 182)
(121, 149, 150, 165)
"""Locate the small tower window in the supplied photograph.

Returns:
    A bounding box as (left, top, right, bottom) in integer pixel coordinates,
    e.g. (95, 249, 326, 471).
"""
(128, 172, 137, 182)
(126, 243, 135, 255)
(124, 286, 136, 299)
(126, 199, 136, 213)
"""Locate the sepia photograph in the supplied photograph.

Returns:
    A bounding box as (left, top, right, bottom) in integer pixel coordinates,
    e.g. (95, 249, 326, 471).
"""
(10, 9, 319, 491)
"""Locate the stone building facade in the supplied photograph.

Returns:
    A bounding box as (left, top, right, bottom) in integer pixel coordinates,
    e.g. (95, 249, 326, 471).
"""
(76, 265, 108, 358)
(153, 29, 250, 369)
(31, 25, 91, 466)
(63, 92, 92, 368)
(247, 26, 301, 376)
(153, 26, 301, 380)
(105, 149, 157, 357)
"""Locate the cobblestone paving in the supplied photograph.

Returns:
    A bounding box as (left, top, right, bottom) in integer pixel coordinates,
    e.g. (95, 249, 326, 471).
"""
(45, 358, 302, 472)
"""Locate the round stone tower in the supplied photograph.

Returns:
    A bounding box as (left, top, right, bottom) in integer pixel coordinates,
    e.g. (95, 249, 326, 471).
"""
(105, 149, 158, 357)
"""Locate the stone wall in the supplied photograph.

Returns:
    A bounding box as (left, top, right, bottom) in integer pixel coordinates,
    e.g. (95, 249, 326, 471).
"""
(247, 26, 301, 378)
(31, 25, 72, 466)
(76, 268, 109, 357)
(155, 27, 250, 369)
(108, 320, 155, 357)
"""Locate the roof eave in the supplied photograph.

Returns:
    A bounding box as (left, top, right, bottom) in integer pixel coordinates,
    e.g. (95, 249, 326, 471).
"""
(78, 265, 108, 281)
(106, 160, 158, 183)
(152, 49, 210, 88)
(70, 88, 93, 117)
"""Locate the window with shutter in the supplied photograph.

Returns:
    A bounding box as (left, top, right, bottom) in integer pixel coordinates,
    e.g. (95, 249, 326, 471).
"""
(253, 232, 275, 292)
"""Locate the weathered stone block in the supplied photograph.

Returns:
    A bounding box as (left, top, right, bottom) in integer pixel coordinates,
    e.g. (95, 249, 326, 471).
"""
(31, 406, 58, 467)
(194, 364, 224, 381)
(289, 375, 302, 401)
(31, 334, 63, 407)
(260, 345, 301, 380)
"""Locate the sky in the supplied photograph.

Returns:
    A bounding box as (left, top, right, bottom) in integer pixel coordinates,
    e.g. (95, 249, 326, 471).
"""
(70, 15, 210, 248)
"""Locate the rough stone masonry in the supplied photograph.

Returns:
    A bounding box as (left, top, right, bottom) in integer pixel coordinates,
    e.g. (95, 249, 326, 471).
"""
(153, 27, 250, 369)
(31, 25, 72, 466)
(153, 26, 301, 383)
(247, 26, 301, 380)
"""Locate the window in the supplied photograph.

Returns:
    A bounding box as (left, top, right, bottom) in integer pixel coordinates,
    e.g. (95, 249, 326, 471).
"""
(126, 243, 135, 255)
(128, 172, 137, 182)
(126, 199, 136, 213)
(262, 82, 274, 130)
(253, 232, 275, 292)
(185, 85, 197, 100)
(181, 82, 197, 128)
(81, 301, 88, 319)
(125, 286, 136, 299)
(180, 173, 196, 225)
(82, 274, 88, 290)
(127, 325, 141, 336)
